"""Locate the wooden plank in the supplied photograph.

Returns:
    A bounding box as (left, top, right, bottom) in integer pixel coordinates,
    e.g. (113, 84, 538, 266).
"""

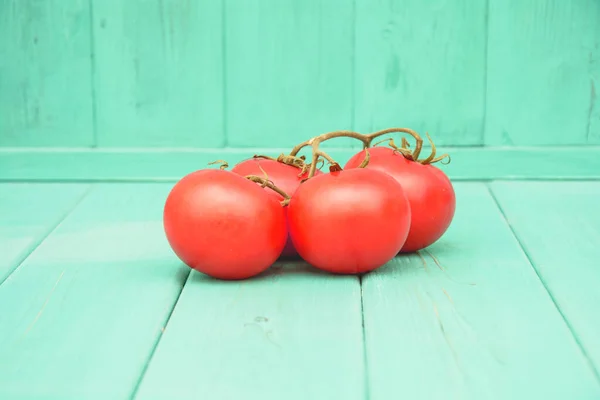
(486, 0, 600, 145)
(0, 0, 94, 146)
(354, 0, 486, 145)
(135, 264, 365, 399)
(92, 0, 224, 147)
(225, 0, 354, 148)
(590, 31, 600, 144)
(0, 184, 189, 399)
(0, 184, 89, 282)
(491, 182, 600, 374)
(362, 183, 600, 399)
(2, 146, 600, 181)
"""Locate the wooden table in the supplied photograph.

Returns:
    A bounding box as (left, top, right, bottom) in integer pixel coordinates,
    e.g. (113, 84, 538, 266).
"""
(1, 181, 599, 399)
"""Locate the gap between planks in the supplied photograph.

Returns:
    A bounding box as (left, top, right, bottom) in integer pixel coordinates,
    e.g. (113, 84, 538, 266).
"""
(130, 269, 192, 398)
(359, 275, 370, 400)
(0, 185, 92, 287)
(485, 184, 600, 384)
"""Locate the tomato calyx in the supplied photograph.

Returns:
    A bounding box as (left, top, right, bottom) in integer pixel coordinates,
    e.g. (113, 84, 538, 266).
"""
(367, 128, 451, 166)
(246, 131, 377, 180)
(287, 130, 367, 179)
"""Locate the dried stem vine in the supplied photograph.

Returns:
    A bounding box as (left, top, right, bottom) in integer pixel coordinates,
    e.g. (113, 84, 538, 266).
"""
(288, 130, 368, 179)
(366, 128, 450, 165)
(285, 127, 450, 179)
(208, 159, 291, 206)
(245, 175, 291, 206)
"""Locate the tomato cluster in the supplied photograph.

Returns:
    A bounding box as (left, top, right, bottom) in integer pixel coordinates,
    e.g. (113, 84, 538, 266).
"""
(163, 128, 455, 280)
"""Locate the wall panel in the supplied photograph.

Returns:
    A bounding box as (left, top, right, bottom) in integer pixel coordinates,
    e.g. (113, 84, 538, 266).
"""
(485, 0, 600, 145)
(225, 0, 354, 148)
(354, 0, 487, 146)
(93, 0, 224, 147)
(0, 0, 94, 147)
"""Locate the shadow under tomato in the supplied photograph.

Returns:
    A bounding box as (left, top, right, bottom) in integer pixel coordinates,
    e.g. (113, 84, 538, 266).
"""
(173, 263, 192, 286)
(185, 259, 334, 285)
(276, 254, 304, 262)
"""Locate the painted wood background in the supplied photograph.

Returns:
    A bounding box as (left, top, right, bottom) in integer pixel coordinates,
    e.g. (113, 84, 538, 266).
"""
(1, 0, 598, 150)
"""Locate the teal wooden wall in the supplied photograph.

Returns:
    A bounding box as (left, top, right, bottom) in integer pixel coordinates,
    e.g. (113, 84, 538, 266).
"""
(0, 1, 599, 155)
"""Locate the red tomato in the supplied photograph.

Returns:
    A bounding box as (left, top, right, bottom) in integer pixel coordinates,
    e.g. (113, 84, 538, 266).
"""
(163, 169, 287, 280)
(287, 168, 411, 274)
(345, 146, 455, 252)
(231, 157, 320, 258)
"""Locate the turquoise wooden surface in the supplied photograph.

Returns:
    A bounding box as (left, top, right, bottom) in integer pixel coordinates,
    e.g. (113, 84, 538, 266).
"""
(135, 265, 364, 400)
(491, 182, 600, 376)
(1, 0, 599, 151)
(226, 0, 354, 148)
(354, 0, 486, 145)
(0, 0, 94, 147)
(0, 184, 88, 282)
(1, 182, 599, 399)
(362, 183, 600, 399)
(2, 146, 600, 182)
(2, 1, 600, 398)
(0, 184, 188, 398)
(485, 0, 600, 145)
(92, 0, 224, 147)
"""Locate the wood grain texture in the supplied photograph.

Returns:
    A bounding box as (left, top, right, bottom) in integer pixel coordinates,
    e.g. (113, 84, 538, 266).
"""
(135, 264, 365, 400)
(486, 0, 600, 145)
(0, 184, 188, 399)
(225, 0, 354, 148)
(362, 183, 600, 399)
(2, 147, 600, 181)
(354, 0, 486, 145)
(491, 182, 600, 375)
(0, 0, 94, 146)
(590, 31, 600, 143)
(92, 0, 224, 147)
(0, 183, 88, 282)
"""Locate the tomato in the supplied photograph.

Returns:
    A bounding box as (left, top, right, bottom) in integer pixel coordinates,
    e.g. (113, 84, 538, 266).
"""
(287, 168, 411, 274)
(345, 146, 455, 252)
(163, 169, 287, 280)
(231, 157, 321, 258)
